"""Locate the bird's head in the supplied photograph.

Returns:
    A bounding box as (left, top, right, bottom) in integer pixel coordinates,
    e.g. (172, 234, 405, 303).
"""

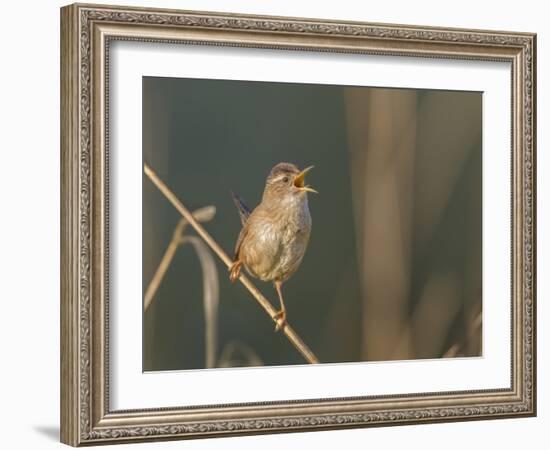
(262, 162, 317, 203)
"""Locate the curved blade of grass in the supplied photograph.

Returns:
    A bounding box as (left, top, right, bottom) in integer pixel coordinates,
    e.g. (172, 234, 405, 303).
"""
(144, 206, 216, 311)
(181, 236, 219, 369)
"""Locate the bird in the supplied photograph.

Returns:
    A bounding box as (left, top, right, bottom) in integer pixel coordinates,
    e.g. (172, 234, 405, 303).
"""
(229, 162, 317, 332)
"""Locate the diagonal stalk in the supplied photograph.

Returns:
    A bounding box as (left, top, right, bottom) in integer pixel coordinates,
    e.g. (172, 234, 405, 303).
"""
(144, 163, 319, 364)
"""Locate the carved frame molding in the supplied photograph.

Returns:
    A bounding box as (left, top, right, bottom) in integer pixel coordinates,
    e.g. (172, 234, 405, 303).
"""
(60, 3, 536, 446)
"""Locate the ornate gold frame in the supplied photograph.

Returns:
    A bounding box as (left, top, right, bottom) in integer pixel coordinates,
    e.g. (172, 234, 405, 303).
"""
(60, 3, 536, 446)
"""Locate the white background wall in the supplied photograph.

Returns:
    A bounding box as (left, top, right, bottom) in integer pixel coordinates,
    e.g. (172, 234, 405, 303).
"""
(0, 1, 546, 448)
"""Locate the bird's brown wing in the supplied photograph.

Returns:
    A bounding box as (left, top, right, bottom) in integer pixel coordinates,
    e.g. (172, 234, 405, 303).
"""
(233, 221, 249, 260)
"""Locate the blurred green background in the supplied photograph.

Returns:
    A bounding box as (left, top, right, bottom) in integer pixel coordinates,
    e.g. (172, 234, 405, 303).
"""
(143, 76, 482, 371)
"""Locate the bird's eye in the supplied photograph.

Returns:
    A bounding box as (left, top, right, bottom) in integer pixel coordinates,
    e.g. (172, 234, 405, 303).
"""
(282, 177, 289, 183)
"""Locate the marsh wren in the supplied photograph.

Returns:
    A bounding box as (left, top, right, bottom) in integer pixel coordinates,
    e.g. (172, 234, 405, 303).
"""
(229, 163, 317, 331)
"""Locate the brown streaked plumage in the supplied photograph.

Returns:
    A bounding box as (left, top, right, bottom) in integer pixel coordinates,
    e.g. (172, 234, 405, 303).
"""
(229, 162, 317, 331)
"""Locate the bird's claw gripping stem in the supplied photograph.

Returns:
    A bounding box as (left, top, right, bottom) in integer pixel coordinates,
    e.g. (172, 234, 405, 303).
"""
(229, 260, 243, 283)
(273, 309, 287, 332)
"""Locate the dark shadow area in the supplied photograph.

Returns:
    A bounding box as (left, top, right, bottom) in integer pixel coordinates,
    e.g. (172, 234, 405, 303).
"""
(33, 425, 59, 441)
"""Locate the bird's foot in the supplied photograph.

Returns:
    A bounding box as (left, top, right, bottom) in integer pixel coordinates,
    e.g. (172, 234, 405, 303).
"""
(229, 260, 243, 283)
(273, 309, 287, 332)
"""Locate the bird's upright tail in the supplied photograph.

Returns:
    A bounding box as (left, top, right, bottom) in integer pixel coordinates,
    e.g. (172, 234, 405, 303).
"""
(230, 191, 251, 226)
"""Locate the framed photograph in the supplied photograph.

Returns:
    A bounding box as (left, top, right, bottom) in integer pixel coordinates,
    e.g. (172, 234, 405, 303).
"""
(60, 3, 536, 446)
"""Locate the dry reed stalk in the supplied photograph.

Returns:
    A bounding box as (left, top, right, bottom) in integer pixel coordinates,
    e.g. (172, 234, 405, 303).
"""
(143, 206, 216, 311)
(143, 206, 219, 367)
(181, 236, 219, 369)
(144, 163, 320, 364)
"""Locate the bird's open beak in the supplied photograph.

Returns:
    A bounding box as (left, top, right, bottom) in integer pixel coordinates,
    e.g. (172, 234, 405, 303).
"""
(294, 166, 318, 194)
